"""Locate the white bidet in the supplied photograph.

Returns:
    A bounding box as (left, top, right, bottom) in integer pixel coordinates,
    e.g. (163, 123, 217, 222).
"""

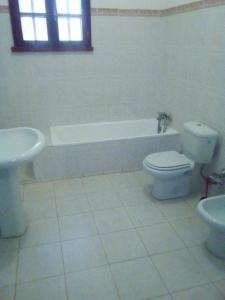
(197, 195, 225, 259)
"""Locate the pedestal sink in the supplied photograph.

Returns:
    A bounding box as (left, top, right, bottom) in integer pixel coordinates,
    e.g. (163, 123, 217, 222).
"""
(0, 127, 45, 237)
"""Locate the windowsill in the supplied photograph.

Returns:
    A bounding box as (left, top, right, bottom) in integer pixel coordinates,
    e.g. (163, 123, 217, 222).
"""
(11, 45, 94, 52)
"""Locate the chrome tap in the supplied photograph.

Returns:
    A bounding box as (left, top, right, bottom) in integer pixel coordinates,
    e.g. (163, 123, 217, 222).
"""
(157, 112, 172, 133)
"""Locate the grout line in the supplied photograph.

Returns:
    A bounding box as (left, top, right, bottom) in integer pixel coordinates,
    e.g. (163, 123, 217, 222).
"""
(211, 280, 225, 299)
(134, 228, 171, 297)
(9, 253, 215, 288)
(15, 174, 224, 295)
(13, 274, 66, 289)
(14, 182, 25, 299)
(11, 270, 219, 300)
(94, 217, 123, 300)
(13, 250, 19, 300)
(169, 281, 223, 298)
(53, 186, 70, 300)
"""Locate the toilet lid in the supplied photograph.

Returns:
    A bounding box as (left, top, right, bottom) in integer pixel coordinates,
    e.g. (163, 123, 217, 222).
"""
(145, 151, 193, 170)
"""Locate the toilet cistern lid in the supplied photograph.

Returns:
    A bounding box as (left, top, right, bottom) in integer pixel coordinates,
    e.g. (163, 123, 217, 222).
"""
(145, 151, 193, 170)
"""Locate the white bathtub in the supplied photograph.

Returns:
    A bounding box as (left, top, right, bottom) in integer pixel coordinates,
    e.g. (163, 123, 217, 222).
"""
(51, 119, 177, 146)
(34, 119, 179, 181)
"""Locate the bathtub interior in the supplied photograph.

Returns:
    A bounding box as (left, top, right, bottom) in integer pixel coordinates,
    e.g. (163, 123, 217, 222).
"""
(51, 119, 177, 146)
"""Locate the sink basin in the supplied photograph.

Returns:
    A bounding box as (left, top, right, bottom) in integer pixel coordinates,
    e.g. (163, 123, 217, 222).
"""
(0, 127, 45, 168)
(0, 127, 45, 237)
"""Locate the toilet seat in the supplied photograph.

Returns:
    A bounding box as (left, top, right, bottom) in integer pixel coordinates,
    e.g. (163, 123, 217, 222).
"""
(142, 151, 195, 200)
(144, 151, 194, 171)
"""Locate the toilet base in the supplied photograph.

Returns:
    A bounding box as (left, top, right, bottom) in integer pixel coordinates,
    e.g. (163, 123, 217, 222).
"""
(206, 229, 225, 259)
(152, 172, 192, 200)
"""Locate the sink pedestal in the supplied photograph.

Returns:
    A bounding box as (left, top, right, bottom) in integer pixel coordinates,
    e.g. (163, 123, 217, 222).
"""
(0, 167, 27, 237)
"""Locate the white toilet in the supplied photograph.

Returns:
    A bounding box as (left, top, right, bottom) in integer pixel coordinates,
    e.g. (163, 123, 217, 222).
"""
(197, 195, 225, 258)
(143, 121, 218, 200)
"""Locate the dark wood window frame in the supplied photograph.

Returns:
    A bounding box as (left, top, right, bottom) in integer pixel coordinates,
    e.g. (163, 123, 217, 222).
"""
(8, 0, 93, 52)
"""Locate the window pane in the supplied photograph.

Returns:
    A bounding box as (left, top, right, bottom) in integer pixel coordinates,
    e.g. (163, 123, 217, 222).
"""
(68, 0, 81, 14)
(35, 17, 48, 41)
(58, 17, 69, 41)
(32, 0, 46, 13)
(19, 0, 32, 13)
(70, 18, 83, 41)
(21, 17, 35, 40)
(56, 0, 68, 14)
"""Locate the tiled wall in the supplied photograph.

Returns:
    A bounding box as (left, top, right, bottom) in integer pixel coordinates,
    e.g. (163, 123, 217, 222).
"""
(0, 1, 225, 176)
(161, 6, 225, 173)
(0, 13, 164, 129)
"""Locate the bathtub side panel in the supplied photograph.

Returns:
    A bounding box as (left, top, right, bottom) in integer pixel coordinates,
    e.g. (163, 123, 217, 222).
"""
(33, 134, 180, 181)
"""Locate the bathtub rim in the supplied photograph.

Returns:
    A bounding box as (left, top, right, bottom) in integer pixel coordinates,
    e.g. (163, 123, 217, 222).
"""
(50, 119, 178, 146)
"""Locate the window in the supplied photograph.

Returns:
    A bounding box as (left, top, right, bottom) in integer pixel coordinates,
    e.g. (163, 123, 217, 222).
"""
(9, 0, 93, 52)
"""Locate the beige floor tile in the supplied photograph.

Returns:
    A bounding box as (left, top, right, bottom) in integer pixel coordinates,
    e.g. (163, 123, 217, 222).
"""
(152, 249, 210, 293)
(17, 244, 63, 283)
(0, 250, 18, 288)
(56, 195, 91, 216)
(171, 216, 209, 247)
(126, 204, 166, 227)
(189, 245, 225, 281)
(111, 257, 167, 300)
(138, 223, 185, 255)
(172, 284, 224, 300)
(16, 276, 66, 300)
(0, 285, 15, 300)
(101, 229, 147, 263)
(62, 237, 107, 273)
(19, 218, 60, 248)
(66, 266, 119, 300)
(94, 208, 133, 234)
(59, 213, 98, 241)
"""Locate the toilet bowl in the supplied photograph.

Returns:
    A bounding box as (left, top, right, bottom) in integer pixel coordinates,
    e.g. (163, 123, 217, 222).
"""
(197, 195, 225, 258)
(143, 151, 194, 200)
(143, 121, 218, 200)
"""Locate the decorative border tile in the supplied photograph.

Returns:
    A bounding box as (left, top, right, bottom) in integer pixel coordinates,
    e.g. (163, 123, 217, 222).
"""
(91, 8, 162, 17)
(0, 0, 225, 16)
(162, 0, 225, 16)
(0, 5, 8, 13)
(91, 0, 225, 17)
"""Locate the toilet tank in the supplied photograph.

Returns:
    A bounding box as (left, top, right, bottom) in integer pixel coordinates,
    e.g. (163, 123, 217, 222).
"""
(182, 121, 218, 164)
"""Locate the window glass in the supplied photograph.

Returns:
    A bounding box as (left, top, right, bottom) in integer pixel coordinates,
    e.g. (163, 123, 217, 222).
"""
(56, 0, 68, 14)
(9, 0, 92, 52)
(21, 16, 35, 40)
(70, 18, 83, 41)
(33, 0, 46, 13)
(68, 0, 82, 14)
(58, 17, 69, 41)
(35, 17, 48, 41)
(19, 0, 32, 13)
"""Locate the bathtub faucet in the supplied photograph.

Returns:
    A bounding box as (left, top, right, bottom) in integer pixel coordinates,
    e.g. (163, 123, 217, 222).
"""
(157, 112, 172, 133)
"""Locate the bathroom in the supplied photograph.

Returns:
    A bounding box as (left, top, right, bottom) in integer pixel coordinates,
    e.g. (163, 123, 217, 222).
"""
(0, 0, 225, 299)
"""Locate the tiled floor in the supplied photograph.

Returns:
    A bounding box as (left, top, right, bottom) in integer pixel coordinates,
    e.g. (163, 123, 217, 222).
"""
(1, 171, 225, 300)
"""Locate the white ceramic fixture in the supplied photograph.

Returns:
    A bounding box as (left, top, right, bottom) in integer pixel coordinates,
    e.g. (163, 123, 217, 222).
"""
(0, 127, 45, 237)
(197, 195, 225, 258)
(143, 121, 218, 200)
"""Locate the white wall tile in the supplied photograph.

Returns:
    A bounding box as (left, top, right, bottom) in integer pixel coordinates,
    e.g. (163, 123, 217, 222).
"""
(0, 14, 162, 129)
(0, 5, 224, 179)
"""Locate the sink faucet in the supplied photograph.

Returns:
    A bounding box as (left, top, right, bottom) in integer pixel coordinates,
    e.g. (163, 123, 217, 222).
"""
(157, 112, 172, 133)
